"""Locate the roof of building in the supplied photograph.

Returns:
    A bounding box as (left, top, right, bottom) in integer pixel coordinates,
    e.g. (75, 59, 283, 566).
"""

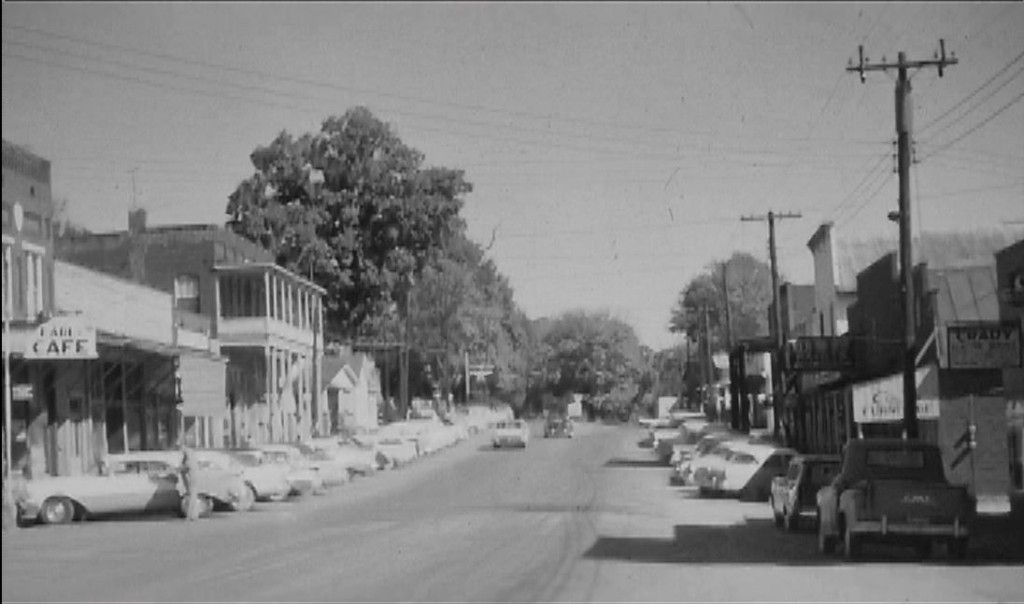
(929, 263, 1000, 323)
(834, 229, 1024, 293)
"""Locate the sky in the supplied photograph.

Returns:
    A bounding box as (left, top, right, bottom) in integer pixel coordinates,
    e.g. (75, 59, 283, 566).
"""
(3, 2, 1023, 351)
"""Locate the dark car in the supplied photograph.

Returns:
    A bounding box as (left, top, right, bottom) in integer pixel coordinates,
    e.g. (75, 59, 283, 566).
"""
(544, 415, 574, 438)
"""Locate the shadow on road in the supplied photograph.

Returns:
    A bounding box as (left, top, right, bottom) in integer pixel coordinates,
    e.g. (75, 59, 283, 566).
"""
(582, 517, 1023, 566)
(604, 458, 666, 469)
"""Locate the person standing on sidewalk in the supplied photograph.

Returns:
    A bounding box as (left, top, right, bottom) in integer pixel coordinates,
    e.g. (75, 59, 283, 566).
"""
(180, 445, 200, 521)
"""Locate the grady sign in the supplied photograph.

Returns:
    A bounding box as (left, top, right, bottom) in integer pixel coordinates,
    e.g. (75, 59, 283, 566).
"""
(24, 316, 98, 359)
(946, 322, 1022, 370)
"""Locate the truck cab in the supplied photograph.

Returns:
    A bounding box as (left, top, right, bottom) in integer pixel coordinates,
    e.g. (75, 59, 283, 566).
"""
(816, 439, 975, 560)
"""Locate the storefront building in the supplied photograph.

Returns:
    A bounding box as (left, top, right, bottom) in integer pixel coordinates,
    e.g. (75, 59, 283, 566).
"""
(57, 212, 324, 446)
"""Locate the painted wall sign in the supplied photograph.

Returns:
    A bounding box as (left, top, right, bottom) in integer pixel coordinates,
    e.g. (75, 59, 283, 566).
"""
(947, 322, 1022, 369)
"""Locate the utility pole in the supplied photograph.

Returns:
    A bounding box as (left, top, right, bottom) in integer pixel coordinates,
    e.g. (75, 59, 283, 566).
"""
(721, 262, 733, 351)
(702, 305, 713, 419)
(741, 211, 801, 437)
(847, 40, 957, 440)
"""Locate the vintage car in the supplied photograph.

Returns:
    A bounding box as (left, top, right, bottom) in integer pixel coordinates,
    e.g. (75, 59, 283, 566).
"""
(696, 442, 796, 501)
(15, 461, 182, 525)
(251, 445, 327, 494)
(304, 437, 378, 477)
(543, 415, 574, 438)
(816, 439, 975, 560)
(108, 450, 255, 514)
(492, 419, 530, 448)
(769, 454, 841, 531)
(223, 449, 294, 501)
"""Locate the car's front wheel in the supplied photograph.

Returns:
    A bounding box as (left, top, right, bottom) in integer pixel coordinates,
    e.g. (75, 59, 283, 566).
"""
(39, 497, 76, 525)
(230, 484, 256, 512)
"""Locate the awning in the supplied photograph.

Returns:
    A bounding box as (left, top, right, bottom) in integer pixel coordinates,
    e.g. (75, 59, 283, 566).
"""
(98, 331, 223, 361)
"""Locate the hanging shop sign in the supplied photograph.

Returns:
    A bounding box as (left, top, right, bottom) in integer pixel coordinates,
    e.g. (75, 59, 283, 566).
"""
(946, 322, 1022, 370)
(852, 366, 940, 424)
(784, 335, 854, 372)
(24, 315, 98, 359)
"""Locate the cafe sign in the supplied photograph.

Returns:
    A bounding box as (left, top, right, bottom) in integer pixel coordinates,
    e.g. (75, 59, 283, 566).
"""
(24, 315, 98, 359)
(852, 366, 940, 424)
(946, 322, 1022, 370)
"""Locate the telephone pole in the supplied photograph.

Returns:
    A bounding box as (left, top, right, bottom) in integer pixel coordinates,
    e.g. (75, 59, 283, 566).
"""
(847, 40, 958, 440)
(741, 210, 801, 437)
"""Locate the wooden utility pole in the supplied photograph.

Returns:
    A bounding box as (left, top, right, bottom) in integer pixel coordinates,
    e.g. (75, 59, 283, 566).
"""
(847, 40, 958, 440)
(721, 262, 733, 351)
(741, 211, 801, 437)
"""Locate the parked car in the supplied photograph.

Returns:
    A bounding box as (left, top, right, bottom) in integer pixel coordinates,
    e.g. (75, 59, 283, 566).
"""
(492, 420, 530, 448)
(305, 437, 378, 477)
(250, 445, 326, 495)
(816, 439, 975, 560)
(696, 442, 796, 501)
(15, 461, 182, 525)
(770, 454, 841, 531)
(108, 450, 254, 514)
(223, 449, 293, 501)
(544, 415, 574, 438)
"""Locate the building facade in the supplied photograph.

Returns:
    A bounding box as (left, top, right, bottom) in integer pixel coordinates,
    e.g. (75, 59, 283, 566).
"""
(57, 212, 325, 446)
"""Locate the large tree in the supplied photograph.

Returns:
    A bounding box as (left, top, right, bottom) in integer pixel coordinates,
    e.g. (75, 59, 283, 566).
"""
(534, 310, 644, 400)
(226, 106, 471, 338)
(668, 252, 774, 352)
(408, 232, 533, 406)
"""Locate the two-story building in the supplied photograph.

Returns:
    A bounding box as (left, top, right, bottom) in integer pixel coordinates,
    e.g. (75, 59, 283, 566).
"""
(57, 211, 325, 446)
(3, 140, 222, 478)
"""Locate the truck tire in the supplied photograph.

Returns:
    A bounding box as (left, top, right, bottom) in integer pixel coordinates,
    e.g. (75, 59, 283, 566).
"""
(817, 510, 836, 554)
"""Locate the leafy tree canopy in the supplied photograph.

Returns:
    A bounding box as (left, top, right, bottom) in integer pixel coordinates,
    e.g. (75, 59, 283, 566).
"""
(226, 106, 471, 337)
(668, 252, 774, 351)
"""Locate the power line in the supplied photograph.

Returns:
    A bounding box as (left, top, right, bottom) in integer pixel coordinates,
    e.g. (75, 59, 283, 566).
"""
(2, 22, 885, 147)
(919, 88, 1024, 161)
(918, 60, 1024, 140)
(918, 48, 1024, 133)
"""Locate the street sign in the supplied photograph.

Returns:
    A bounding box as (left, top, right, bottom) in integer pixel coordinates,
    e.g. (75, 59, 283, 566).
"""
(946, 322, 1022, 370)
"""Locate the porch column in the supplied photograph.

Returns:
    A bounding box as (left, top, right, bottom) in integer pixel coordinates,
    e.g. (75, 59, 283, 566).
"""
(266, 274, 274, 321)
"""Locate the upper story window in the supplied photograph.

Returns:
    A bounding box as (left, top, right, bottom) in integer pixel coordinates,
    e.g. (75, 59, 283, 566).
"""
(2, 242, 11, 317)
(22, 211, 43, 237)
(24, 248, 45, 317)
(174, 273, 201, 313)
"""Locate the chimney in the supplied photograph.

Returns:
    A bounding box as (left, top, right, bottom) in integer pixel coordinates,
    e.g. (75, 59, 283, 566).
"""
(128, 208, 147, 234)
(127, 208, 147, 282)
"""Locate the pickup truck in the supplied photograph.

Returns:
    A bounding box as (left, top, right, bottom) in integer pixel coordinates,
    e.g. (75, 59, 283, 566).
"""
(770, 454, 840, 532)
(816, 439, 975, 560)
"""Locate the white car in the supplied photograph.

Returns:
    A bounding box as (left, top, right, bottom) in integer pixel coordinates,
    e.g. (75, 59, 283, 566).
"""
(222, 450, 293, 501)
(697, 442, 797, 501)
(492, 420, 530, 448)
(304, 438, 377, 476)
(252, 445, 327, 495)
(108, 450, 254, 514)
(14, 463, 182, 525)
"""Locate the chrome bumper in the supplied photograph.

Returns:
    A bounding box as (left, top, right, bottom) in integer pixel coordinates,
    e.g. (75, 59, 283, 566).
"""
(852, 516, 970, 538)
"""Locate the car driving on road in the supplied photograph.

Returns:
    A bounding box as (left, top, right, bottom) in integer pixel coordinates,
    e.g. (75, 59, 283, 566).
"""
(492, 420, 530, 448)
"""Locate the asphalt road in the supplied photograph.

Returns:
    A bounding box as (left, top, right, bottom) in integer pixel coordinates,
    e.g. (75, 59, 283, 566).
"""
(2, 422, 1022, 603)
